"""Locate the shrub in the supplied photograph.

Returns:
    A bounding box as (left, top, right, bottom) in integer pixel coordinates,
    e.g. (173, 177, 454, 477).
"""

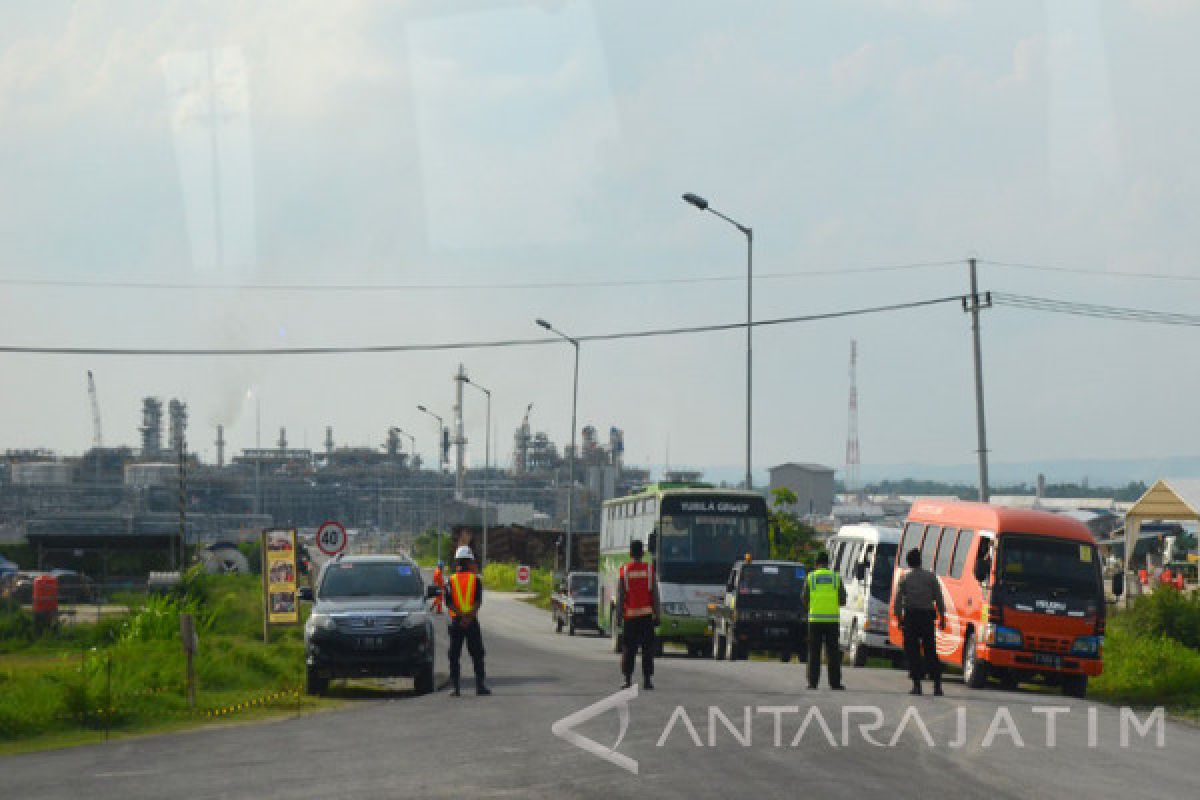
(1121, 585, 1200, 649)
(1093, 625, 1200, 706)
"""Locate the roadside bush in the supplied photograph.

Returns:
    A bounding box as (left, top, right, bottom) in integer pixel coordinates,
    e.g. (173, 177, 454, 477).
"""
(1122, 585, 1200, 649)
(1093, 624, 1200, 706)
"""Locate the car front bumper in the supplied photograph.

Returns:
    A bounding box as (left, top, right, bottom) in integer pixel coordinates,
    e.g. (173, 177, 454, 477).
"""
(306, 628, 434, 679)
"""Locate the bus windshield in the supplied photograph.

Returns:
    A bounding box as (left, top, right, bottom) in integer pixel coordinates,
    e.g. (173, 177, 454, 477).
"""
(998, 535, 1101, 598)
(658, 514, 769, 584)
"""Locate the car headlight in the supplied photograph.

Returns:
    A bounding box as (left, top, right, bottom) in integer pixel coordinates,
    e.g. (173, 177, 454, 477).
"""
(1070, 635, 1102, 657)
(306, 613, 337, 633)
(985, 624, 1022, 648)
(661, 602, 690, 616)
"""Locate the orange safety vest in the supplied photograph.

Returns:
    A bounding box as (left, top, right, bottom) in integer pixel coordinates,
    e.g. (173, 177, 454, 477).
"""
(447, 571, 479, 617)
(620, 560, 655, 620)
(433, 566, 445, 587)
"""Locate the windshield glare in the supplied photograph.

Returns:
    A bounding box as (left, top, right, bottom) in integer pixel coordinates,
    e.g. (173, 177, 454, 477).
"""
(570, 576, 598, 596)
(998, 535, 1100, 596)
(319, 563, 422, 598)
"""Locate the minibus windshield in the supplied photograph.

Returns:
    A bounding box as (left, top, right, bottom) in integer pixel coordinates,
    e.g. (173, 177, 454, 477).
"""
(997, 535, 1101, 598)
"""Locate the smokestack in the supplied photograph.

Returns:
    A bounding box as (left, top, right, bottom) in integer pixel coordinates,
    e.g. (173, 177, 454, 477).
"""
(168, 399, 188, 456)
(140, 397, 163, 458)
(277, 427, 287, 450)
(216, 424, 226, 467)
(453, 364, 468, 499)
(1036, 473, 1046, 501)
(324, 426, 334, 455)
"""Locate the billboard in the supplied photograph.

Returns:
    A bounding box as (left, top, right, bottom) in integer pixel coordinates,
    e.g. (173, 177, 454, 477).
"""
(262, 528, 299, 625)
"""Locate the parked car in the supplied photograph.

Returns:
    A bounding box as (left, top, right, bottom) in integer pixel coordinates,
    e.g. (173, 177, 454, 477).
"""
(551, 572, 600, 635)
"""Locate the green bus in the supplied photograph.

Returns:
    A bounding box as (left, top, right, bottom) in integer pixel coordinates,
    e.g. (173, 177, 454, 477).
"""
(598, 482, 770, 656)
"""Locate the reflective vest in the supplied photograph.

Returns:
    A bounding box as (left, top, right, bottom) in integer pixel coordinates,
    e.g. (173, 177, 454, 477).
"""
(806, 568, 840, 623)
(620, 560, 655, 619)
(447, 571, 478, 617)
(433, 566, 445, 587)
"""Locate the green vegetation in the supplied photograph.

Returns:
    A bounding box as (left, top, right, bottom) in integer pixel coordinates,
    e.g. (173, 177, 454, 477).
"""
(482, 562, 555, 610)
(768, 488, 819, 564)
(859, 478, 1149, 502)
(1093, 587, 1200, 711)
(0, 570, 326, 747)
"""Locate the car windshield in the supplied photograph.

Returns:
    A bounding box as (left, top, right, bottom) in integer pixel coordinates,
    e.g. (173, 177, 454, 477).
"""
(319, 563, 422, 598)
(998, 535, 1101, 597)
(739, 564, 805, 594)
(870, 543, 898, 602)
(570, 575, 598, 596)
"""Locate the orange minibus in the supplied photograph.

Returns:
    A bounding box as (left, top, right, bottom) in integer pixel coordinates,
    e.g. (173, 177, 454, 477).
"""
(887, 501, 1123, 697)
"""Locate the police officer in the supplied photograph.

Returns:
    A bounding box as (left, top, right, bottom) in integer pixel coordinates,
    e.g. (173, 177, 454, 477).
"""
(617, 539, 660, 690)
(444, 546, 491, 696)
(800, 551, 847, 690)
(893, 547, 947, 696)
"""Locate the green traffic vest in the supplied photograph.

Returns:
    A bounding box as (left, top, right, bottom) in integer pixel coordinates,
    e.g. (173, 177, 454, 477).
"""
(807, 568, 840, 623)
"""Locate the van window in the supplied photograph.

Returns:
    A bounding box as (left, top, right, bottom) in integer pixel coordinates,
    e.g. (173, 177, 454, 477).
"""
(972, 536, 993, 583)
(842, 542, 862, 578)
(870, 542, 898, 601)
(920, 526, 941, 569)
(899, 523, 924, 564)
(950, 530, 974, 578)
(934, 528, 957, 575)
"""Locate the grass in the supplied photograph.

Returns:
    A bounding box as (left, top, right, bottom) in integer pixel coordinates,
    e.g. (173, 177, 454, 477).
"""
(483, 563, 555, 610)
(0, 570, 336, 748)
(1091, 594, 1200, 714)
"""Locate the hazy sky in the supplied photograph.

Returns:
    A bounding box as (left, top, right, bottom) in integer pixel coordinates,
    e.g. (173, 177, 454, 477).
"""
(1, 0, 1198, 481)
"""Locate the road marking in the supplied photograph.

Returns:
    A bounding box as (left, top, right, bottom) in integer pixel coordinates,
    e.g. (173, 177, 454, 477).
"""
(94, 770, 159, 779)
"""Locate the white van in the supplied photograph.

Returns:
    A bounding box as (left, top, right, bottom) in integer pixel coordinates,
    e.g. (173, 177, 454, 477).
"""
(827, 523, 904, 667)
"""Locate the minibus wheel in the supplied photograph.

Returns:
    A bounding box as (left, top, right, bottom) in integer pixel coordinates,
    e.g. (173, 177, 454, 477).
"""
(963, 631, 989, 689)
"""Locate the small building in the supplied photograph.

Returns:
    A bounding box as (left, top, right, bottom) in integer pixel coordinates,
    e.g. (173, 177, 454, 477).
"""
(768, 462, 836, 517)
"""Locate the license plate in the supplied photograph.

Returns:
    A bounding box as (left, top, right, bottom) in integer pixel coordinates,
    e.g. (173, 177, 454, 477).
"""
(1034, 653, 1061, 668)
(354, 636, 384, 651)
(764, 627, 790, 637)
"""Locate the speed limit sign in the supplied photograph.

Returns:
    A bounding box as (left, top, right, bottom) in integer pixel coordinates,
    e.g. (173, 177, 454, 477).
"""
(316, 521, 348, 557)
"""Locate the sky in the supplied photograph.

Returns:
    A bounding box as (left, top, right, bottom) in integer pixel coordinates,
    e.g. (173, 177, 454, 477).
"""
(1, 0, 1198, 483)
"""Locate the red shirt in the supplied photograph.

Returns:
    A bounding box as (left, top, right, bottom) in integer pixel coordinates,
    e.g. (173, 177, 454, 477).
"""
(620, 560, 655, 619)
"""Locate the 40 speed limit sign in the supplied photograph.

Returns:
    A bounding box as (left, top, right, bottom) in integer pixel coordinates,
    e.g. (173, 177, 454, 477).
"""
(315, 521, 348, 557)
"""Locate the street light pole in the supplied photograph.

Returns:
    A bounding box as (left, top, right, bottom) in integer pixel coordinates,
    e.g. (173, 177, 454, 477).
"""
(537, 318, 579, 573)
(683, 192, 754, 490)
(464, 379, 492, 565)
(417, 405, 446, 562)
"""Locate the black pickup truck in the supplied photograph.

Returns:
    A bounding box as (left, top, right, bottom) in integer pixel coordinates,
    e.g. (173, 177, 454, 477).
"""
(707, 559, 808, 662)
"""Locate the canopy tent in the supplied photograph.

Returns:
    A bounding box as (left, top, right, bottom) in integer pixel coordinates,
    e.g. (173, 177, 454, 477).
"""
(1123, 478, 1200, 572)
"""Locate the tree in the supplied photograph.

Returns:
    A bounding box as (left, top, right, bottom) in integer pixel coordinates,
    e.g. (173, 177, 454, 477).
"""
(768, 488, 819, 563)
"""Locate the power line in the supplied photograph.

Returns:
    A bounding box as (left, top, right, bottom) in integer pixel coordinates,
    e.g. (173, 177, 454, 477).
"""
(982, 259, 1200, 283)
(0, 295, 964, 356)
(0, 259, 962, 293)
(993, 292, 1200, 326)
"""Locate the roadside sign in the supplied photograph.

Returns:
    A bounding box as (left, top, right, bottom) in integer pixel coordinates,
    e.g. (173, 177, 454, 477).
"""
(316, 520, 348, 557)
(262, 528, 300, 628)
(516, 564, 531, 587)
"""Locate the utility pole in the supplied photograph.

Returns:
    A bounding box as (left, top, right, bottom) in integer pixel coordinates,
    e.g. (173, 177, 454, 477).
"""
(964, 257, 993, 502)
(178, 435, 187, 571)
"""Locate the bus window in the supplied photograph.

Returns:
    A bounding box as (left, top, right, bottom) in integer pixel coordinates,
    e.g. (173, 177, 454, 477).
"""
(828, 539, 842, 571)
(846, 542, 864, 578)
(920, 526, 941, 569)
(934, 528, 957, 575)
(950, 530, 975, 578)
(899, 523, 924, 563)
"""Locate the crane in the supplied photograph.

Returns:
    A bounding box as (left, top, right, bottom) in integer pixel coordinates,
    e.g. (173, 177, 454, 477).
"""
(86, 370, 103, 448)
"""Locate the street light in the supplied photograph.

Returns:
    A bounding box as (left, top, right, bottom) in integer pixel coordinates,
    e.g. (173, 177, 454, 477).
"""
(417, 405, 447, 563)
(463, 377, 492, 565)
(536, 318, 579, 573)
(682, 191, 754, 490)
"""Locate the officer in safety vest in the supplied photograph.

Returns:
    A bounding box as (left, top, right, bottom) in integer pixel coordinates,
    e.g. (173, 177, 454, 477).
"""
(800, 551, 847, 690)
(444, 546, 490, 696)
(617, 539, 660, 690)
(431, 561, 445, 614)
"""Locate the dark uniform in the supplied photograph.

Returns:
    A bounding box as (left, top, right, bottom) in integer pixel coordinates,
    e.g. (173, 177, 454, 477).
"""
(893, 564, 946, 694)
(445, 567, 489, 695)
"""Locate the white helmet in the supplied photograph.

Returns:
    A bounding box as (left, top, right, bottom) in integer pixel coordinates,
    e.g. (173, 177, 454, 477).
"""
(454, 545, 475, 561)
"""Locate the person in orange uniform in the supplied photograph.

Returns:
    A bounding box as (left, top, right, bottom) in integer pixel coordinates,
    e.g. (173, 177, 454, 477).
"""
(617, 539, 660, 690)
(444, 546, 490, 696)
(431, 561, 445, 614)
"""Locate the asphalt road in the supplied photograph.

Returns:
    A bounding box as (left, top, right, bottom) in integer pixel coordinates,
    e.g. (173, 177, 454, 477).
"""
(3, 592, 1195, 799)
